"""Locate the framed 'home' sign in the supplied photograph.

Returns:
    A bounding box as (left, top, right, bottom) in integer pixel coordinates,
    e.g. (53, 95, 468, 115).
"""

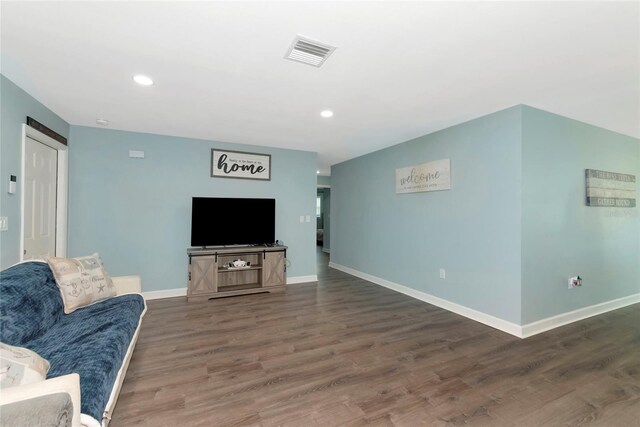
(211, 149, 271, 181)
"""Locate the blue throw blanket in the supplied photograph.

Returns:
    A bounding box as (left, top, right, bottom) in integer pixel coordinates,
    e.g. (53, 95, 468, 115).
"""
(0, 261, 145, 421)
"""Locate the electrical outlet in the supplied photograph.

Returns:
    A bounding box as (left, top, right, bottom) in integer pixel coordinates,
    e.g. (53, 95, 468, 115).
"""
(0, 216, 7, 232)
(439, 269, 446, 279)
(568, 276, 582, 289)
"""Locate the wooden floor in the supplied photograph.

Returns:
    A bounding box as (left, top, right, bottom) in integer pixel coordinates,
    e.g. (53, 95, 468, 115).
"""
(112, 249, 640, 426)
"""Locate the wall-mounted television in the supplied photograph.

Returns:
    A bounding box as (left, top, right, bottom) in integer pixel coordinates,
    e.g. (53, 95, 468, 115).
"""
(191, 197, 275, 247)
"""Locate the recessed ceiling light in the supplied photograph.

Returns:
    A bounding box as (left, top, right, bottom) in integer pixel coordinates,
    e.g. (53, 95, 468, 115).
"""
(317, 170, 320, 174)
(133, 74, 154, 86)
(320, 110, 334, 118)
(96, 118, 109, 126)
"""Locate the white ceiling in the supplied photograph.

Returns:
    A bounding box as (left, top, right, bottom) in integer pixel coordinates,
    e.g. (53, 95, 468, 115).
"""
(1, 1, 638, 175)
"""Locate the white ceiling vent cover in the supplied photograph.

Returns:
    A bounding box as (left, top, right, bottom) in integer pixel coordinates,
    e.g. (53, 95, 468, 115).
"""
(285, 36, 336, 67)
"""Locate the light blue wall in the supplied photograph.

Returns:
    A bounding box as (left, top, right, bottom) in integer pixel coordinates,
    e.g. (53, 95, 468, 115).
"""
(331, 107, 523, 323)
(317, 175, 331, 187)
(68, 126, 317, 291)
(521, 106, 640, 323)
(0, 75, 70, 269)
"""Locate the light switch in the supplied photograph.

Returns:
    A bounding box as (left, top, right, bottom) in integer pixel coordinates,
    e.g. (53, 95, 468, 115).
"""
(0, 216, 8, 232)
(305, 215, 311, 222)
(299, 216, 304, 223)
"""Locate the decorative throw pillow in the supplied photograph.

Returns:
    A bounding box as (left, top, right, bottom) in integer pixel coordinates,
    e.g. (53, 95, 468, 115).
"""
(0, 342, 50, 388)
(47, 253, 116, 314)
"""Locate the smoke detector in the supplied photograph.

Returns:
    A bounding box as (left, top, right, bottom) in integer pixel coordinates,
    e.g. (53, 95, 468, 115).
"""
(284, 36, 336, 67)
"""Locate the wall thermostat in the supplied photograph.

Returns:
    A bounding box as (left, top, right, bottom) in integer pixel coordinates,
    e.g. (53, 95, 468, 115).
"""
(8, 175, 16, 194)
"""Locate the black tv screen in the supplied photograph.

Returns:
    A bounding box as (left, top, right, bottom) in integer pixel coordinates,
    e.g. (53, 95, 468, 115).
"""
(191, 197, 275, 247)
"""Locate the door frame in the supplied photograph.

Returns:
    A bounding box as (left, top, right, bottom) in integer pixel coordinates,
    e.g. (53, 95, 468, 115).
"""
(20, 124, 68, 261)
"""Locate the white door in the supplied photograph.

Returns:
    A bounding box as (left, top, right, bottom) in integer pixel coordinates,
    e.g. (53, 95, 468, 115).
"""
(23, 136, 58, 260)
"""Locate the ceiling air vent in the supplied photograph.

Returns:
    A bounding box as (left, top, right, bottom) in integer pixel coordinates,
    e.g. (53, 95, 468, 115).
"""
(284, 36, 336, 68)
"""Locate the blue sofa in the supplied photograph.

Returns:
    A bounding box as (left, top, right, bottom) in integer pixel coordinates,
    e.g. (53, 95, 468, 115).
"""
(0, 261, 146, 426)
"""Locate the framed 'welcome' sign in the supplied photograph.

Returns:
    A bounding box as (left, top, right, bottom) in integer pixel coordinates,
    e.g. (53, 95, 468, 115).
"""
(211, 149, 271, 181)
(396, 159, 451, 194)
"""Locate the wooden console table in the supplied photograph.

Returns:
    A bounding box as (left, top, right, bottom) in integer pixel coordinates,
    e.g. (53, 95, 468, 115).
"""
(187, 245, 287, 301)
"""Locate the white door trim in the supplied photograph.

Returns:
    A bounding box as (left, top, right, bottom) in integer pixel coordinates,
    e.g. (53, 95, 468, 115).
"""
(20, 124, 68, 261)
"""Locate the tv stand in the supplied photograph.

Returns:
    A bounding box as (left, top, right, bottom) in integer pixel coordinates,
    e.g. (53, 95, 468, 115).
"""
(187, 245, 287, 301)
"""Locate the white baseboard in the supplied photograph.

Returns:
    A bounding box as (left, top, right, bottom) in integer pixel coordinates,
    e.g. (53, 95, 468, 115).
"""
(288, 275, 318, 284)
(520, 293, 640, 338)
(142, 287, 187, 300)
(328, 262, 640, 339)
(329, 262, 523, 337)
(142, 275, 318, 300)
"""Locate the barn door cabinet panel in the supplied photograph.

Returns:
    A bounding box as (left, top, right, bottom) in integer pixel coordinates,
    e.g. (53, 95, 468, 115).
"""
(189, 256, 217, 295)
(263, 251, 286, 287)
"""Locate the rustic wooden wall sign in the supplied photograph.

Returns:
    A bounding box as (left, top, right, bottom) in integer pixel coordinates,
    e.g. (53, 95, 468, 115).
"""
(396, 159, 451, 194)
(212, 149, 271, 181)
(585, 169, 636, 207)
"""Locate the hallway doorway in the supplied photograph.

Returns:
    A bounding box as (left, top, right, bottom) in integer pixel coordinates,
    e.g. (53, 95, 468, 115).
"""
(316, 187, 330, 254)
(316, 245, 330, 279)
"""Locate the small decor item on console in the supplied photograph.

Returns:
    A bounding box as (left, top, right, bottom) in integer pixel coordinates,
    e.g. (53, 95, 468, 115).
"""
(228, 259, 251, 269)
